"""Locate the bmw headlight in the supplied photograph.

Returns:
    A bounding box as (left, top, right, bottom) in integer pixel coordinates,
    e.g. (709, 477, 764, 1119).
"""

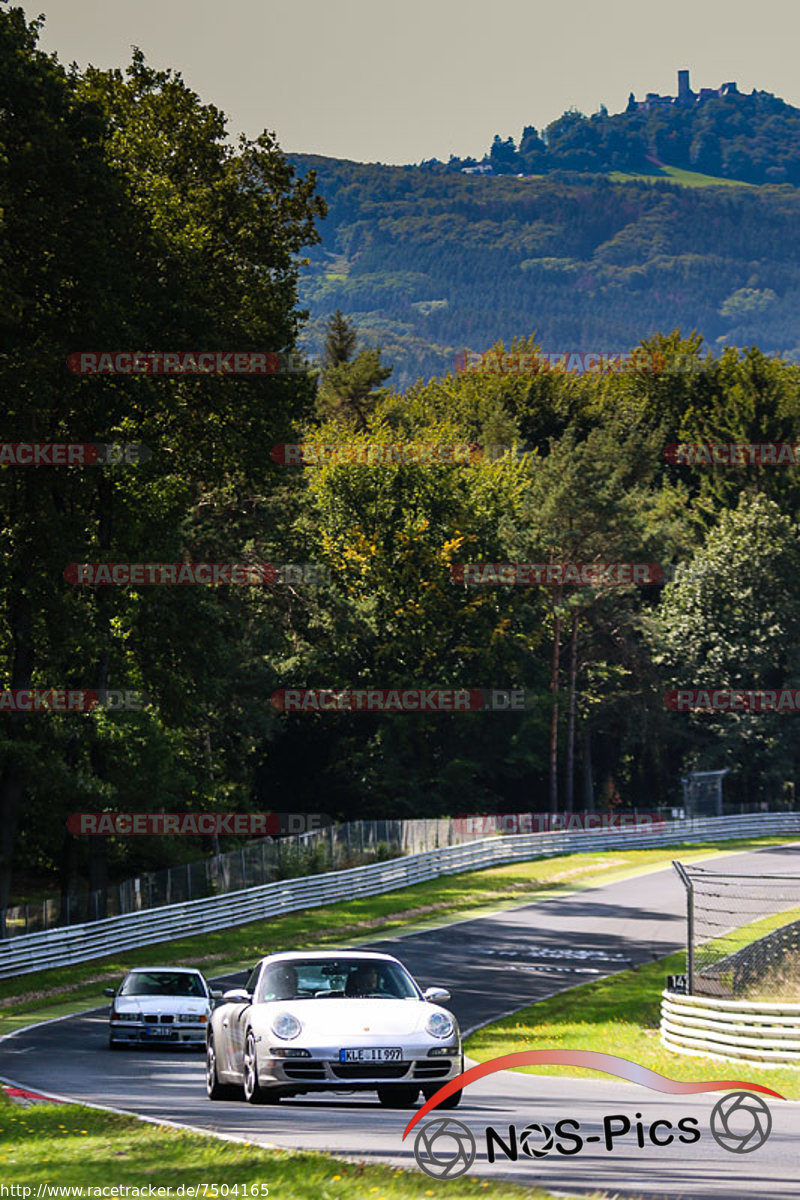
(426, 1011, 454, 1039)
(178, 1013, 206, 1023)
(271, 1012, 301, 1040)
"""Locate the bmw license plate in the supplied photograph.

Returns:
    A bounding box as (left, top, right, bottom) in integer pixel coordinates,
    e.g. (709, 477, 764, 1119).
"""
(144, 1026, 172, 1037)
(339, 1047, 402, 1063)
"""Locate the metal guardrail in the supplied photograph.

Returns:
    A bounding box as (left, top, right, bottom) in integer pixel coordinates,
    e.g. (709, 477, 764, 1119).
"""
(661, 990, 800, 1065)
(2, 812, 798, 980)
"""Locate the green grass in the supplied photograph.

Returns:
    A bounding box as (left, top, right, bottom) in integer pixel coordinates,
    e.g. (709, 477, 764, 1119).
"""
(0, 1090, 578, 1198)
(608, 163, 754, 188)
(465, 948, 800, 1100)
(704, 903, 800, 959)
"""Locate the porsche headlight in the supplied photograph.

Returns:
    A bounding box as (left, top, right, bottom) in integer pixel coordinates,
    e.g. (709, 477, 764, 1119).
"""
(426, 1011, 454, 1039)
(271, 1012, 301, 1040)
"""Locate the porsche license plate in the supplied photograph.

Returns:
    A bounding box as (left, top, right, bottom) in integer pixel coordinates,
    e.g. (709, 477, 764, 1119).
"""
(339, 1047, 402, 1063)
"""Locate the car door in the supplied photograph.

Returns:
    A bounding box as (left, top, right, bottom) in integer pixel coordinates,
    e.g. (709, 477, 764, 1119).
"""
(225, 962, 261, 1077)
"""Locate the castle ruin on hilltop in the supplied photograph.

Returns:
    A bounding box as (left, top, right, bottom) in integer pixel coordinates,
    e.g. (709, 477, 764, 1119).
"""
(631, 70, 739, 112)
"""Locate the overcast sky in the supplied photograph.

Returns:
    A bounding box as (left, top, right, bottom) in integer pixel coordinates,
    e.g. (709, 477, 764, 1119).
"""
(34, 0, 800, 165)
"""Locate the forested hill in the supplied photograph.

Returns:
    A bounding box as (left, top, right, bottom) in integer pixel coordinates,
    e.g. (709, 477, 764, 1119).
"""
(437, 86, 800, 185)
(290, 155, 800, 388)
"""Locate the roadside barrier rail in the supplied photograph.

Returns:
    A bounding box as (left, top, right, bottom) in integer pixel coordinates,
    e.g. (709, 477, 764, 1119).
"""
(661, 989, 800, 1067)
(2, 812, 798, 980)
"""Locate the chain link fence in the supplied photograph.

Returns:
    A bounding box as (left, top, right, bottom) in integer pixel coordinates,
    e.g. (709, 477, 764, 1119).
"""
(0, 817, 461, 938)
(673, 860, 800, 999)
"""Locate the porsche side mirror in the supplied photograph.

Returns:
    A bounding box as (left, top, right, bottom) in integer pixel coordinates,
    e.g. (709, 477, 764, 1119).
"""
(222, 988, 252, 1003)
(423, 986, 451, 1003)
(210, 989, 224, 1000)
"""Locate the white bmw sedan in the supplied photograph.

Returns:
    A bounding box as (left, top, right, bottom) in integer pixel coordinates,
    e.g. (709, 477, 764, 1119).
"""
(106, 967, 220, 1049)
(206, 950, 463, 1107)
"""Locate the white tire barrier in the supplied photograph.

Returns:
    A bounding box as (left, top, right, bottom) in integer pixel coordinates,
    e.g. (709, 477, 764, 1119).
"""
(661, 989, 800, 1067)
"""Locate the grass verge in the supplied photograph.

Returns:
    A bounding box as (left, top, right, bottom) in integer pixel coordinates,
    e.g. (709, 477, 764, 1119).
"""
(0, 1089, 586, 1199)
(0, 836, 792, 1037)
(464, 949, 800, 1100)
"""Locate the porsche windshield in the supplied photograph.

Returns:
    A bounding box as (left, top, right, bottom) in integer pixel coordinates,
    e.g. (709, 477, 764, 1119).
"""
(120, 971, 207, 997)
(259, 958, 420, 1001)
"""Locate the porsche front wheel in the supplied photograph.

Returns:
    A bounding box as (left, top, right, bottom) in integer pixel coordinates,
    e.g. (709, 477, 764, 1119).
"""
(243, 1031, 280, 1105)
(206, 1034, 240, 1101)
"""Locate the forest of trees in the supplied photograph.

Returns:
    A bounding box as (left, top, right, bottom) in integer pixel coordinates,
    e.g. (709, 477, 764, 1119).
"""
(439, 87, 800, 184)
(2, 9, 800, 910)
(290, 154, 800, 388)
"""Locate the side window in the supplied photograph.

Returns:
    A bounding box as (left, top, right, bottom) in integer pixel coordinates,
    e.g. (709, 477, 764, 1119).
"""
(244, 963, 261, 998)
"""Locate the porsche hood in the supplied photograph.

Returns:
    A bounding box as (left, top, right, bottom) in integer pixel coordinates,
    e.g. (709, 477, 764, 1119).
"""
(261, 997, 454, 1039)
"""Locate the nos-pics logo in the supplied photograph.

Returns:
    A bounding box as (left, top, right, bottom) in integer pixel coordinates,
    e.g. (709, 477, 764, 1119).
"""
(404, 1051, 782, 1181)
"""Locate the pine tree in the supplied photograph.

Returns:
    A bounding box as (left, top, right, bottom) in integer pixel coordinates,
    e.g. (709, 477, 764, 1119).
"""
(323, 309, 358, 369)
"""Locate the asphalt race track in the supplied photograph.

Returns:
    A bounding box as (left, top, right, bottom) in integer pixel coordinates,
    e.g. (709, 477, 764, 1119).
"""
(2, 844, 799, 1199)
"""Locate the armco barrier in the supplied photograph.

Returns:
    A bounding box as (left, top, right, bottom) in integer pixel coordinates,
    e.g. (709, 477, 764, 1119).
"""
(661, 990, 800, 1067)
(2, 812, 799, 980)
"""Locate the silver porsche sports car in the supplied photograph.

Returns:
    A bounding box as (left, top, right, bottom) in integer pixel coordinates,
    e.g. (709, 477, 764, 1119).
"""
(206, 950, 463, 1107)
(106, 966, 220, 1048)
